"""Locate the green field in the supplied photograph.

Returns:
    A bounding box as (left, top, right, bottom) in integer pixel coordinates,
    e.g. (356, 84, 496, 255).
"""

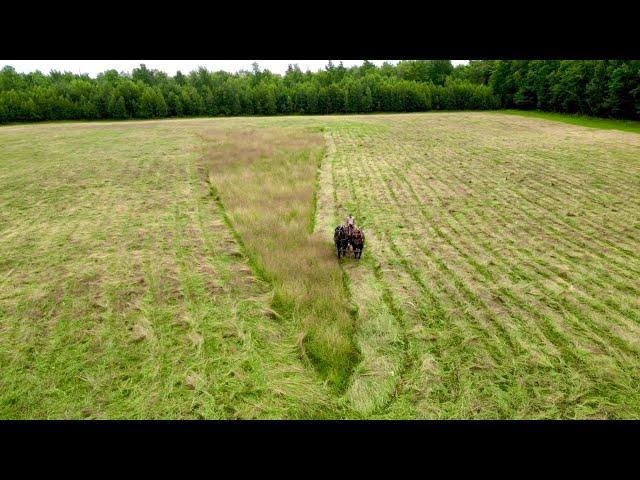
(1, 112, 639, 419)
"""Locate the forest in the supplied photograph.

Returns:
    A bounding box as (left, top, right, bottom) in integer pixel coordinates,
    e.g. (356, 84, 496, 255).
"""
(0, 60, 638, 123)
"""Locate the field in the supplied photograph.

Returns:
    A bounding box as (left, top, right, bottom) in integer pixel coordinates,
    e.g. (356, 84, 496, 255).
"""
(1, 112, 639, 419)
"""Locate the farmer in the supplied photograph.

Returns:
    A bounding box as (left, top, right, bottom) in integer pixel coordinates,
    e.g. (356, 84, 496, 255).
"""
(346, 213, 356, 236)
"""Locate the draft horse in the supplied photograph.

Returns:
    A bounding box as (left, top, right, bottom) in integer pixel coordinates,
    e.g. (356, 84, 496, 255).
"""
(350, 228, 365, 259)
(334, 225, 349, 259)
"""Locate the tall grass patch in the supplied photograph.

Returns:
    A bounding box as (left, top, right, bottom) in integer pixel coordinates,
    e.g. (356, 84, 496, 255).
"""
(202, 127, 359, 390)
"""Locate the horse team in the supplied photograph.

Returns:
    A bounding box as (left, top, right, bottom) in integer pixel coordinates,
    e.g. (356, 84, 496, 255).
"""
(334, 223, 365, 260)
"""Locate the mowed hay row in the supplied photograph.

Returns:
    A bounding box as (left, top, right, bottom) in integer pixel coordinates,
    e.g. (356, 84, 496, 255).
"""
(329, 113, 640, 418)
(0, 120, 338, 419)
(201, 126, 360, 391)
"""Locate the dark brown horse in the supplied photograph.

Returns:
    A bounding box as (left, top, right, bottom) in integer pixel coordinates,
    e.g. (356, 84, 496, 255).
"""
(334, 225, 349, 259)
(349, 228, 365, 259)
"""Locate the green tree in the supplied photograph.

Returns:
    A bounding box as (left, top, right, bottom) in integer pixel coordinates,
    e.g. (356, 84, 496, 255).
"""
(108, 95, 127, 119)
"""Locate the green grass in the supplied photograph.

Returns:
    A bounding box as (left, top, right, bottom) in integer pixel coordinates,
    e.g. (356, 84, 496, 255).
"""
(1, 112, 639, 418)
(0, 119, 340, 419)
(499, 109, 640, 134)
(326, 112, 640, 418)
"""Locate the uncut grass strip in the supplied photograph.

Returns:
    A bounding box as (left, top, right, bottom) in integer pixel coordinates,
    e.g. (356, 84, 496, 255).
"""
(202, 129, 360, 392)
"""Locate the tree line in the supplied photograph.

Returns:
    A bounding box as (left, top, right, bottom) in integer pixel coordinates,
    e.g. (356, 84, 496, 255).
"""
(0, 61, 497, 123)
(0, 60, 638, 124)
(454, 60, 640, 119)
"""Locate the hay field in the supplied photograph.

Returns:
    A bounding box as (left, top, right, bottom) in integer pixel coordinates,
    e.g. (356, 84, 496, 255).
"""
(1, 112, 639, 418)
